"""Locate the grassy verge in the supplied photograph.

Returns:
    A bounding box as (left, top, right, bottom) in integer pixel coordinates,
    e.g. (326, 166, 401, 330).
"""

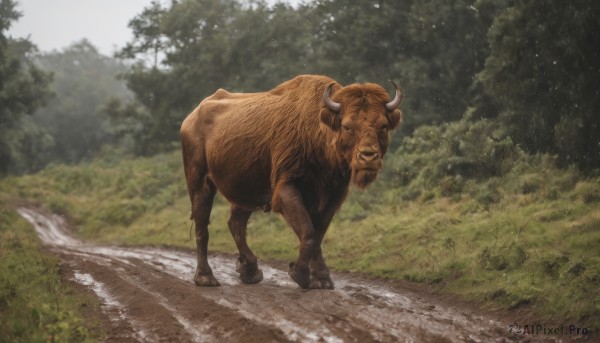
(0, 203, 99, 342)
(0, 147, 598, 329)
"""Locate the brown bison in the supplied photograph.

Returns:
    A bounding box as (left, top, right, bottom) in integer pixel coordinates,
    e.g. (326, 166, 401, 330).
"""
(180, 75, 403, 289)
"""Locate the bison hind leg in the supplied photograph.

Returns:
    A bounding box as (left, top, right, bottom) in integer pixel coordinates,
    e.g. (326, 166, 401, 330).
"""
(189, 173, 220, 287)
(228, 206, 263, 284)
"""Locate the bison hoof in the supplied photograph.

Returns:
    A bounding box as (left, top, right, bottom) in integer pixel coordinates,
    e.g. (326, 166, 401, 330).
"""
(288, 262, 310, 289)
(236, 259, 263, 284)
(309, 275, 335, 290)
(309, 268, 334, 289)
(241, 268, 263, 284)
(194, 272, 220, 287)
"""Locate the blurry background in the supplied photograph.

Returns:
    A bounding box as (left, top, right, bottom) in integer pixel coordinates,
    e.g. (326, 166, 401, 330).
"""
(3, 0, 599, 175)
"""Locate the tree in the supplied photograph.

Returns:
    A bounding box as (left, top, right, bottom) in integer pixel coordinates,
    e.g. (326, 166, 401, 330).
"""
(114, 0, 238, 155)
(401, 0, 506, 129)
(32, 40, 131, 164)
(477, 0, 600, 170)
(108, 65, 177, 155)
(0, 0, 52, 175)
(311, 0, 505, 135)
(116, 0, 598, 172)
(312, 0, 413, 84)
(116, 0, 318, 155)
(117, 0, 166, 68)
(224, 2, 319, 91)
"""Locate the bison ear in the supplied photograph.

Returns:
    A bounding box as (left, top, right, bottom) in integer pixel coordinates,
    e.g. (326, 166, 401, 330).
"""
(320, 107, 341, 130)
(387, 108, 403, 130)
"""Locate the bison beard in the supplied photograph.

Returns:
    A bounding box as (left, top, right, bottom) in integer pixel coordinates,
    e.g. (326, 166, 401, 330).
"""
(352, 168, 380, 189)
(180, 75, 403, 289)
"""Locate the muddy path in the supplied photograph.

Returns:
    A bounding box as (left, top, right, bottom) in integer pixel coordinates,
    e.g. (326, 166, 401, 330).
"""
(19, 208, 563, 342)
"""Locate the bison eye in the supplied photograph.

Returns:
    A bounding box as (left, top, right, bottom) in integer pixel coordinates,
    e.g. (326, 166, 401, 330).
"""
(381, 125, 388, 131)
(342, 125, 352, 132)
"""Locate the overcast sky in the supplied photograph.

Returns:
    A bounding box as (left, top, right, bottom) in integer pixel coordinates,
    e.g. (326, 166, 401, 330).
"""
(8, 0, 299, 56)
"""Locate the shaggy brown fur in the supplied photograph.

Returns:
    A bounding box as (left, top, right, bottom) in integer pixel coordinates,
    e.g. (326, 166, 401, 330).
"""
(180, 75, 402, 289)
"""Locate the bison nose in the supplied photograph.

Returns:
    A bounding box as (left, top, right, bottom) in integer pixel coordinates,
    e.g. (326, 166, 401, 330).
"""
(357, 148, 379, 162)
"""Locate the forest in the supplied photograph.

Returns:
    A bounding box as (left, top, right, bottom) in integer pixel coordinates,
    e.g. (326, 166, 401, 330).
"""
(1, 0, 599, 340)
(2, 0, 599, 175)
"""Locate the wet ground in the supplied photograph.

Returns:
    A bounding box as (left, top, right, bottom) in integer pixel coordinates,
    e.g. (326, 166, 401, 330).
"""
(19, 208, 571, 342)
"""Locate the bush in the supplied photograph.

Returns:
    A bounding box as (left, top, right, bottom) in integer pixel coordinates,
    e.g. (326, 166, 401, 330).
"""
(387, 117, 520, 200)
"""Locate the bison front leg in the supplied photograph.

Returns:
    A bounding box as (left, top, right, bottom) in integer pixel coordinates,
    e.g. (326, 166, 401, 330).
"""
(307, 214, 334, 289)
(287, 239, 333, 290)
(305, 204, 340, 289)
(277, 184, 319, 289)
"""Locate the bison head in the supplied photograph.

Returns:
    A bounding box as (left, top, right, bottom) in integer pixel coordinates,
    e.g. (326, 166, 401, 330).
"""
(320, 81, 403, 189)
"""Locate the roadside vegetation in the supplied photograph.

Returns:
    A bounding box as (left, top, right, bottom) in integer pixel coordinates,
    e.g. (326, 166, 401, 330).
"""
(0, 203, 99, 342)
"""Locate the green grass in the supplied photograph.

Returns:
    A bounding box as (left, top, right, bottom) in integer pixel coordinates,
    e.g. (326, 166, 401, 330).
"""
(0, 204, 99, 342)
(0, 148, 598, 330)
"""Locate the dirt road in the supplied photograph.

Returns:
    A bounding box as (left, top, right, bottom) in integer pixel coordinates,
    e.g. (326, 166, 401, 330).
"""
(19, 208, 556, 342)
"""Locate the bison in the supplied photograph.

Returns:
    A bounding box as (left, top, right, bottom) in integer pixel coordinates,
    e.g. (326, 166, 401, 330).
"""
(180, 75, 403, 289)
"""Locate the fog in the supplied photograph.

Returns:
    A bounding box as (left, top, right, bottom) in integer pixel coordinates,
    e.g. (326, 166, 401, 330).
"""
(8, 0, 300, 55)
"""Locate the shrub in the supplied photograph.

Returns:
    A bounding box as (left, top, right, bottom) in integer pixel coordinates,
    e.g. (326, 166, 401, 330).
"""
(389, 117, 520, 201)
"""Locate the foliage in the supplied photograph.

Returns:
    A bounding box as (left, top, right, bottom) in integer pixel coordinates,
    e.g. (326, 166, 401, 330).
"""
(0, 205, 97, 342)
(2, 0, 594, 173)
(476, 0, 600, 170)
(99, 98, 148, 155)
(3, 0, 599, 173)
(113, 0, 504, 154)
(385, 115, 519, 201)
(107, 0, 599, 170)
(0, 0, 53, 176)
(111, 0, 319, 154)
(31, 40, 132, 165)
(118, 0, 166, 69)
(1, 2, 129, 175)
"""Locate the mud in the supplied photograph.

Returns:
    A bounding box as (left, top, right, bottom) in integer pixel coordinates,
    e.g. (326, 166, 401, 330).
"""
(19, 208, 569, 342)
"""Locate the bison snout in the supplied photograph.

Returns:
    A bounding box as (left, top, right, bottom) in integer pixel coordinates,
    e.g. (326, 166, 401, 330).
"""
(357, 149, 379, 162)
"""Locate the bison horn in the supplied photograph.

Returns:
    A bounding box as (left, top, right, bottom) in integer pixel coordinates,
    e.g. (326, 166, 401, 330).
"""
(323, 83, 341, 112)
(385, 80, 403, 111)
